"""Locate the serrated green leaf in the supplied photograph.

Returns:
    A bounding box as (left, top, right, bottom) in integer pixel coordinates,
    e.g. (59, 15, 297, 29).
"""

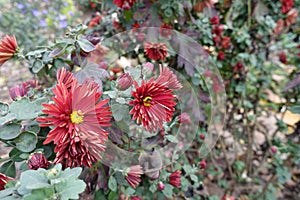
(54, 177, 86, 200)
(20, 170, 50, 190)
(23, 187, 55, 200)
(108, 176, 117, 192)
(14, 131, 37, 152)
(0, 123, 21, 140)
(111, 104, 129, 122)
(10, 97, 45, 120)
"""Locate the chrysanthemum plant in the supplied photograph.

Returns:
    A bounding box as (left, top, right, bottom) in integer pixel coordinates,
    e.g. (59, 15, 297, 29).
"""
(0, 20, 225, 199)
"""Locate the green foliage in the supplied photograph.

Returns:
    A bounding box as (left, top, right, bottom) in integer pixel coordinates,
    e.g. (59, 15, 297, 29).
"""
(0, 164, 86, 200)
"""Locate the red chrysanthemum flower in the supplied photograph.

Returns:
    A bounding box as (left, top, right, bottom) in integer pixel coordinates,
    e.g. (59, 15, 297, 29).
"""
(169, 170, 181, 188)
(178, 112, 191, 124)
(221, 36, 231, 49)
(125, 165, 143, 188)
(9, 80, 39, 100)
(210, 15, 220, 25)
(37, 68, 112, 167)
(132, 23, 140, 32)
(155, 65, 182, 90)
(113, 0, 136, 9)
(144, 42, 168, 61)
(0, 35, 18, 67)
(0, 173, 13, 191)
(281, 0, 294, 14)
(129, 67, 181, 133)
(159, 23, 173, 38)
(212, 25, 224, 36)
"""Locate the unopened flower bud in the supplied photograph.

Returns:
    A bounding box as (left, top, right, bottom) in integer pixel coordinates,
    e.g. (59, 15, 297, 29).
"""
(270, 146, 277, 153)
(117, 73, 133, 90)
(27, 152, 50, 170)
(199, 160, 207, 169)
(178, 113, 191, 124)
(157, 181, 165, 190)
(200, 134, 205, 140)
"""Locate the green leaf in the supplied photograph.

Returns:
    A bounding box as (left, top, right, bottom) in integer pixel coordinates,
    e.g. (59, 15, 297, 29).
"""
(149, 184, 157, 193)
(190, 174, 198, 183)
(108, 176, 117, 192)
(0, 188, 14, 198)
(49, 47, 65, 58)
(0, 123, 21, 140)
(276, 166, 291, 184)
(0, 102, 9, 116)
(0, 113, 16, 126)
(124, 187, 135, 196)
(9, 148, 25, 162)
(20, 170, 50, 190)
(54, 177, 86, 200)
(162, 183, 173, 198)
(290, 104, 300, 114)
(32, 59, 44, 74)
(14, 131, 37, 152)
(23, 187, 55, 200)
(53, 59, 66, 69)
(77, 37, 95, 53)
(108, 191, 118, 200)
(0, 161, 16, 178)
(165, 135, 178, 143)
(116, 97, 126, 104)
(111, 104, 129, 122)
(94, 189, 107, 200)
(115, 171, 127, 185)
(10, 97, 46, 120)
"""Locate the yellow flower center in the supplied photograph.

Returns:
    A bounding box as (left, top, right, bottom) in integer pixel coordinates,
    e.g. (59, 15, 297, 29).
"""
(70, 110, 84, 124)
(143, 96, 152, 107)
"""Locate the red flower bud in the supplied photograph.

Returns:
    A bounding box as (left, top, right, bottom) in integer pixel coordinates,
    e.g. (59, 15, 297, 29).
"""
(212, 25, 224, 36)
(27, 152, 50, 170)
(178, 112, 191, 124)
(117, 73, 133, 90)
(222, 195, 235, 200)
(131, 197, 142, 200)
(213, 36, 220, 45)
(199, 160, 207, 169)
(210, 15, 220, 25)
(157, 182, 165, 190)
(221, 37, 231, 49)
(270, 146, 277, 153)
(169, 170, 181, 188)
(278, 52, 287, 64)
(217, 51, 225, 61)
(233, 62, 244, 72)
(200, 134, 205, 140)
(90, 2, 96, 8)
